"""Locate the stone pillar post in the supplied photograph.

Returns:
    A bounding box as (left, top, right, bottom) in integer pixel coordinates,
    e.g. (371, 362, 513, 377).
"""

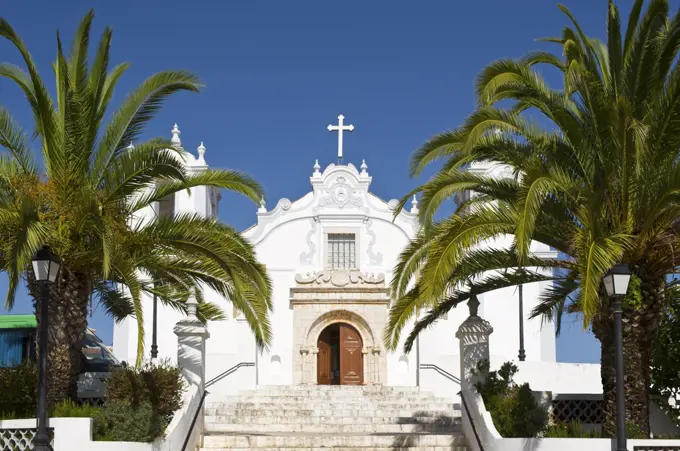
(371, 347, 381, 385)
(455, 295, 493, 391)
(173, 295, 210, 444)
(361, 348, 373, 385)
(300, 347, 310, 385)
(174, 296, 210, 390)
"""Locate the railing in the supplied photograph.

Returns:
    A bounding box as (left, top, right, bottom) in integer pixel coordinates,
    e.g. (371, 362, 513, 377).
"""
(459, 390, 485, 451)
(181, 362, 256, 451)
(419, 363, 461, 384)
(205, 362, 255, 389)
(181, 389, 208, 451)
(634, 447, 680, 451)
(0, 427, 54, 451)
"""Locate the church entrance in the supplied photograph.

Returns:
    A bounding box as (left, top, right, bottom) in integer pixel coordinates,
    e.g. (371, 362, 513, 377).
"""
(317, 323, 363, 385)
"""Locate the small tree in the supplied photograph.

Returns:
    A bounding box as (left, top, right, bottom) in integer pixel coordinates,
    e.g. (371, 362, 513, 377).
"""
(473, 360, 548, 437)
(651, 285, 680, 427)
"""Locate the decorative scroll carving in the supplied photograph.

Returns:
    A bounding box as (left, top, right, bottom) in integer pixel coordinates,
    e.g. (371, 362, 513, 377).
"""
(277, 198, 292, 211)
(295, 270, 385, 287)
(364, 218, 383, 265)
(318, 176, 363, 209)
(299, 217, 318, 265)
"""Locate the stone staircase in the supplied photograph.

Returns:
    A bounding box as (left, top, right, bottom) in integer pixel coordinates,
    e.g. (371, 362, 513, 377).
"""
(202, 385, 466, 451)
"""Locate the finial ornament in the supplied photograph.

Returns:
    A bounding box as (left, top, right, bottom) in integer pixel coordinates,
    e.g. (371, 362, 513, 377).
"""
(186, 294, 198, 320)
(258, 195, 267, 213)
(197, 141, 206, 164)
(171, 123, 182, 148)
(360, 159, 368, 176)
(313, 159, 321, 176)
(468, 295, 480, 317)
(327, 114, 354, 163)
(410, 194, 419, 214)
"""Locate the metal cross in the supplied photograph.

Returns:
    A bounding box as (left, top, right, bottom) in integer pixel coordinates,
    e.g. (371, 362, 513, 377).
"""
(327, 114, 354, 162)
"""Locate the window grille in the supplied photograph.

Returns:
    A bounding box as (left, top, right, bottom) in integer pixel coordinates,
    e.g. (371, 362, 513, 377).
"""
(327, 233, 356, 269)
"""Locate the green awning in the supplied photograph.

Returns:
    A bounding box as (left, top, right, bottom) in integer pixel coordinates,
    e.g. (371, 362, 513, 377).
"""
(0, 314, 37, 329)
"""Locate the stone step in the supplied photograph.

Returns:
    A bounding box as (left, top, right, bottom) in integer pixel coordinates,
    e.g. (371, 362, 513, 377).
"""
(205, 414, 460, 426)
(201, 433, 466, 449)
(204, 421, 461, 434)
(205, 407, 458, 418)
(209, 394, 447, 403)
(245, 386, 423, 392)
(203, 448, 466, 451)
(232, 388, 426, 397)
(206, 401, 454, 410)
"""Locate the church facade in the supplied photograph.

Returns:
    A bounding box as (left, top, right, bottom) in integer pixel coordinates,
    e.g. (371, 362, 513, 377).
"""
(112, 117, 559, 398)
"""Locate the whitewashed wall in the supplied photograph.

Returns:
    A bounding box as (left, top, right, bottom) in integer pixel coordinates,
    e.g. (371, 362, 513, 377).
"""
(113, 126, 217, 366)
(114, 148, 571, 396)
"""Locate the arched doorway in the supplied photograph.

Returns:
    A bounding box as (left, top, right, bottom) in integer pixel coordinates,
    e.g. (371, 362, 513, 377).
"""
(317, 323, 363, 385)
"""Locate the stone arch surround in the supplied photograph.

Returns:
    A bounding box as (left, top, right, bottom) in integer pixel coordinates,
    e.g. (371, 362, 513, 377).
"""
(290, 270, 390, 385)
(307, 309, 375, 348)
(297, 309, 385, 385)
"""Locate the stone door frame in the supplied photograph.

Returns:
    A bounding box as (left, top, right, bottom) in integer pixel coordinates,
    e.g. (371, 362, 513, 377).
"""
(290, 270, 389, 385)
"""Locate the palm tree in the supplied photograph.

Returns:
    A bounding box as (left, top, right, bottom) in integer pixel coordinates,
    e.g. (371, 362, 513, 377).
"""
(385, 0, 680, 436)
(0, 11, 272, 404)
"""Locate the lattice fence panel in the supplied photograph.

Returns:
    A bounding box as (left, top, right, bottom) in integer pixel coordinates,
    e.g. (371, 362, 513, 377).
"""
(550, 399, 604, 424)
(0, 428, 53, 451)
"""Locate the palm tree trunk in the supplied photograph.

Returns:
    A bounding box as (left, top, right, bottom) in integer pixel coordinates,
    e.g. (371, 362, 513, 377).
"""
(593, 276, 665, 438)
(28, 266, 89, 406)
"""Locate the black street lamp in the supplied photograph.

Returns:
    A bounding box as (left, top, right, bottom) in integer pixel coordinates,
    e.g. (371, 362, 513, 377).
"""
(150, 292, 158, 359)
(31, 246, 61, 451)
(602, 264, 632, 451)
(518, 283, 526, 361)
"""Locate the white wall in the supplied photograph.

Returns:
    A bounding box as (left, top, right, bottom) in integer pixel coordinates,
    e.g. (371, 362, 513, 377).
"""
(462, 384, 680, 451)
(231, 162, 422, 390)
(513, 361, 602, 395)
(0, 418, 151, 451)
(117, 156, 565, 395)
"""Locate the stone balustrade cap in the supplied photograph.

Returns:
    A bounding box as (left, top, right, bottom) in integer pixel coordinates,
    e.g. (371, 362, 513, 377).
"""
(174, 321, 210, 338)
(456, 315, 493, 338)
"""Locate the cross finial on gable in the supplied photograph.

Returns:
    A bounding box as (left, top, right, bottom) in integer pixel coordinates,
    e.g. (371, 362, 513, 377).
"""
(327, 114, 354, 163)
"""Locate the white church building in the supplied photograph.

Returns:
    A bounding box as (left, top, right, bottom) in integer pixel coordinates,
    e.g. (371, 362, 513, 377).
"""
(113, 116, 576, 399)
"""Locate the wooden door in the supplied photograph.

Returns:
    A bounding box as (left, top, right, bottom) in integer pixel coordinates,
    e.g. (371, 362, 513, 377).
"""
(339, 324, 363, 385)
(317, 328, 331, 385)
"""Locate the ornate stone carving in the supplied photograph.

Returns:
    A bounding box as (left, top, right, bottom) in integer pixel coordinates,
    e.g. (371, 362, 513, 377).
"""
(295, 270, 385, 287)
(318, 176, 363, 209)
(299, 217, 318, 265)
(364, 218, 383, 266)
(277, 198, 292, 211)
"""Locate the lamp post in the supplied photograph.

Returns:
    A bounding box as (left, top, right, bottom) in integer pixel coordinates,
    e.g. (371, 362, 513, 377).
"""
(150, 292, 158, 359)
(602, 264, 632, 451)
(31, 246, 61, 451)
(518, 283, 526, 361)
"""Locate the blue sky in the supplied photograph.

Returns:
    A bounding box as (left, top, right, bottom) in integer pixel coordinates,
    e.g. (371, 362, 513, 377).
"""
(0, 0, 658, 362)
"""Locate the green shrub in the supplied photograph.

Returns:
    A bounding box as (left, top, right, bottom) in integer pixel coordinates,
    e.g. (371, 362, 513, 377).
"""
(105, 359, 184, 424)
(473, 360, 548, 437)
(0, 361, 38, 419)
(93, 401, 164, 442)
(625, 420, 647, 439)
(95, 360, 184, 442)
(544, 421, 602, 438)
(52, 399, 100, 418)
